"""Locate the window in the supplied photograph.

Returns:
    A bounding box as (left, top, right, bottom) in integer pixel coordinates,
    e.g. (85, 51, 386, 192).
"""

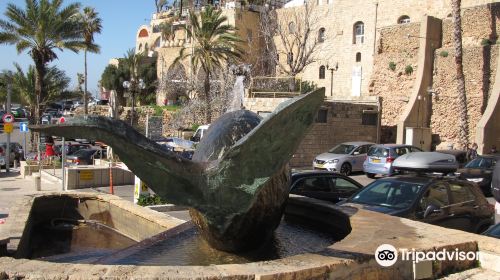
(356, 52, 361, 62)
(287, 52, 293, 64)
(294, 177, 331, 192)
(362, 112, 377, 125)
(316, 108, 328, 123)
(319, 65, 326, 79)
(318, 28, 326, 43)
(138, 44, 143, 51)
(288, 22, 296, 34)
(398, 15, 411, 24)
(317, 0, 322, 5)
(419, 184, 449, 211)
(334, 178, 360, 193)
(353, 22, 364, 44)
(394, 147, 411, 156)
(138, 29, 149, 38)
(449, 183, 476, 204)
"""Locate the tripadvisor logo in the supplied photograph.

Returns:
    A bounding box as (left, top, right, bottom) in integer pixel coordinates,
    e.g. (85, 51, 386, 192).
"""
(375, 243, 479, 267)
(375, 244, 398, 267)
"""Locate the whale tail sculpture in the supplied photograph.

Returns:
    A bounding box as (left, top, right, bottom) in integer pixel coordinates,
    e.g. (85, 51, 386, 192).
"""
(31, 88, 325, 252)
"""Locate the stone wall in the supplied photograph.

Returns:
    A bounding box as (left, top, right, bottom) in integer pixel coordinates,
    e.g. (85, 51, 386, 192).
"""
(368, 22, 420, 143)
(245, 97, 378, 167)
(369, 3, 500, 148)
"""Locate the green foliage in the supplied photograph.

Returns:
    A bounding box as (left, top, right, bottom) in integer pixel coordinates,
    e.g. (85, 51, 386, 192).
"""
(149, 104, 180, 116)
(388, 61, 396, 71)
(405, 65, 414, 75)
(439, 51, 449, 57)
(137, 193, 168, 206)
(481, 38, 496, 46)
(192, 123, 201, 131)
(300, 80, 317, 94)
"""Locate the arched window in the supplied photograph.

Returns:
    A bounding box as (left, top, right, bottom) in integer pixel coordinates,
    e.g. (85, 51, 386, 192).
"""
(316, 0, 322, 5)
(288, 22, 296, 34)
(356, 52, 361, 62)
(353, 21, 364, 44)
(145, 43, 149, 52)
(319, 66, 326, 79)
(138, 29, 149, 38)
(138, 44, 143, 51)
(398, 15, 410, 24)
(318, 28, 326, 43)
(154, 38, 161, 49)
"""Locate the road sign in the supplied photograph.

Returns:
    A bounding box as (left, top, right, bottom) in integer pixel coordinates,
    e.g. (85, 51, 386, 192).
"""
(4, 123, 13, 133)
(19, 122, 29, 132)
(59, 117, 65, 123)
(2, 113, 14, 123)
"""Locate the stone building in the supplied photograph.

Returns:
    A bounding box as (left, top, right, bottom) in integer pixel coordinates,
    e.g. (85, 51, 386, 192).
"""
(135, 0, 500, 156)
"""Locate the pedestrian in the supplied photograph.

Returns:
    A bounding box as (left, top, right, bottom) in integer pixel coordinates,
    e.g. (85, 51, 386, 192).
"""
(490, 145, 498, 154)
(45, 136, 55, 164)
(466, 142, 478, 161)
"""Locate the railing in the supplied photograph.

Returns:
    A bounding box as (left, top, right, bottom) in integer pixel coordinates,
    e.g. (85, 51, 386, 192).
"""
(249, 76, 302, 98)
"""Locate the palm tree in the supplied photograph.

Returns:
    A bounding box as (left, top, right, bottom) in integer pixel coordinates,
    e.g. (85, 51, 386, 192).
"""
(80, 6, 102, 115)
(11, 63, 70, 123)
(175, 6, 243, 123)
(452, 0, 469, 149)
(0, 0, 84, 124)
(122, 49, 146, 125)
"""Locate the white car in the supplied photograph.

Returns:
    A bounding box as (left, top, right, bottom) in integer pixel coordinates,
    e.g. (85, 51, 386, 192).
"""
(313, 141, 375, 176)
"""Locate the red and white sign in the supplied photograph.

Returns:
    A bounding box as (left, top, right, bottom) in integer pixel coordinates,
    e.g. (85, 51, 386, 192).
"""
(59, 117, 65, 123)
(2, 113, 14, 123)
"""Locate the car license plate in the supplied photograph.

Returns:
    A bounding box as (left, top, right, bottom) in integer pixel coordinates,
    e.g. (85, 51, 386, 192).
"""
(371, 158, 380, 163)
(315, 164, 324, 168)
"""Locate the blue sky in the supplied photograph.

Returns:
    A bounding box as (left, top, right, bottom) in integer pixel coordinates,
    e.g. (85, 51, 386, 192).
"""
(0, 0, 157, 98)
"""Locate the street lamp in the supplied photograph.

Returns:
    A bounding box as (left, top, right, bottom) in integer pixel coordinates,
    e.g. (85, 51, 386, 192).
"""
(123, 78, 146, 126)
(326, 62, 338, 96)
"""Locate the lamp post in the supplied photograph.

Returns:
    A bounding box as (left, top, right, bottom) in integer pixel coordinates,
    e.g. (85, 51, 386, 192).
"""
(123, 78, 146, 126)
(326, 62, 338, 96)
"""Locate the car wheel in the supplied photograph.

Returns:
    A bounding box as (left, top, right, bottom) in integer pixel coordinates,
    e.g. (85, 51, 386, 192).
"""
(366, 173, 375, 179)
(340, 163, 352, 176)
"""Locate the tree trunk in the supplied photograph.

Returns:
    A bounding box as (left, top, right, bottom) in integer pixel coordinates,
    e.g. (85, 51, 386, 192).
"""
(34, 58, 45, 125)
(204, 71, 212, 123)
(452, 0, 469, 149)
(84, 49, 89, 115)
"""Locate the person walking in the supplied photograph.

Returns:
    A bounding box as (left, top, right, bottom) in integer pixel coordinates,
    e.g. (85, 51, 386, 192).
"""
(466, 142, 478, 161)
(45, 136, 56, 164)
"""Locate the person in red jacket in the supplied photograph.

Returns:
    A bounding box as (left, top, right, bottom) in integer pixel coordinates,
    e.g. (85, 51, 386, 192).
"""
(45, 136, 55, 163)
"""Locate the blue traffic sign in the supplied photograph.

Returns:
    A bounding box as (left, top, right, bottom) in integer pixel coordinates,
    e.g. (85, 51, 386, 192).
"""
(19, 122, 29, 132)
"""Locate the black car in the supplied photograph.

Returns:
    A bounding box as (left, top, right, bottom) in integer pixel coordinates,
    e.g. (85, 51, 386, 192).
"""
(54, 143, 91, 158)
(339, 175, 494, 233)
(457, 154, 500, 197)
(482, 223, 500, 238)
(0, 142, 25, 165)
(289, 171, 363, 203)
(66, 149, 103, 165)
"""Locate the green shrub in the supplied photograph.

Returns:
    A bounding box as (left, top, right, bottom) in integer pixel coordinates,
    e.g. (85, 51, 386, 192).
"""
(439, 51, 448, 57)
(481, 38, 497, 46)
(191, 123, 200, 131)
(405, 65, 414, 75)
(388, 61, 396, 71)
(137, 194, 168, 206)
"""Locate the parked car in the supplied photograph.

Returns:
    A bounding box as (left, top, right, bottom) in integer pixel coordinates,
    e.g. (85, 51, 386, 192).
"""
(54, 143, 91, 158)
(0, 142, 24, 166)
(363, 144, 423, 178)
(11, 107, 26, 118)
(482, 223, 500, 239)
(313, 142, 375, 175)
(290, 170, 363, 203)
(436, 150, 468, 168)
(191, 125, 210, 142)
(63, 101, 74, 110)
(456, 154, 500, 197)
(339, 175, 494, 233)
(66, 149, 104, 165)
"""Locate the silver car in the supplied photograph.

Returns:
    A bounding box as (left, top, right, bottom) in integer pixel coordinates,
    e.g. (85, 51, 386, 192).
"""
(313, 141, 375, 175)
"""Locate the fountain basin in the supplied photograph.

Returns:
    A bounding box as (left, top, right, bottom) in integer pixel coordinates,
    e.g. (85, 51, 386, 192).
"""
(0, 193, 499, 279)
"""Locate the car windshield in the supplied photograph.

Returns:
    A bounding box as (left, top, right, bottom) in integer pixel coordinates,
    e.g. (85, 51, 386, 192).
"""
(350, 180, 424, 209)
(465, 157, 496, 169)
(73, 149, 95, 157)
(368, 146, 389, 157)
(329, 144, 356, 154)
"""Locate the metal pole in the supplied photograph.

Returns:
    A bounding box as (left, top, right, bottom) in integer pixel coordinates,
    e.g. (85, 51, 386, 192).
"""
(24, 131, 27, 160)
(131, 91, 135, 126)
(61, 137, 66, 191)
(6, 84, 11, 173)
